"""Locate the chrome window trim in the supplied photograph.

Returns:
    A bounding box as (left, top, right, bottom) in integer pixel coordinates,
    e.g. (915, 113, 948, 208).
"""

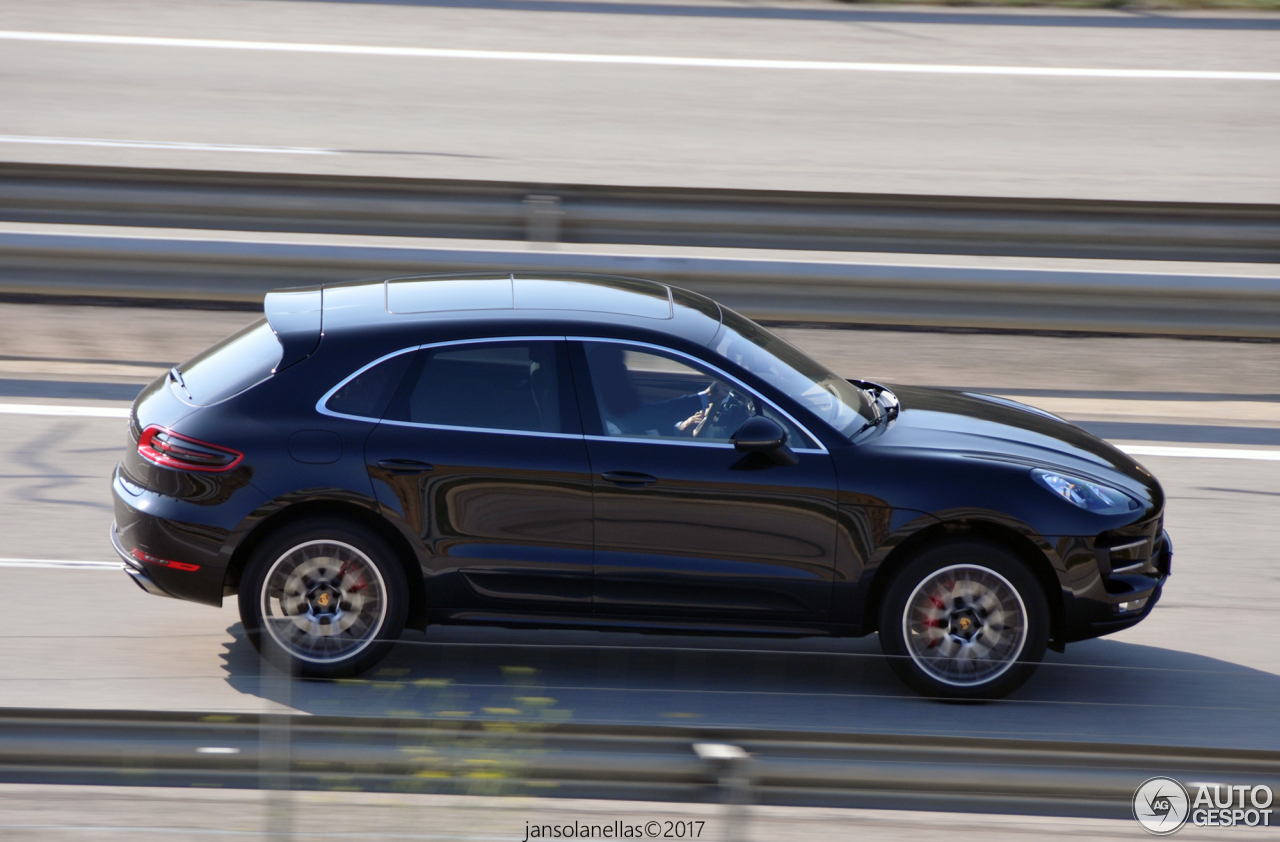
(316, 345, 420, 423)
(377, 418, 585, 440)
(570, 336, 828, 455)
(317, 334, 829, 454)
(584, 434, 734, 450)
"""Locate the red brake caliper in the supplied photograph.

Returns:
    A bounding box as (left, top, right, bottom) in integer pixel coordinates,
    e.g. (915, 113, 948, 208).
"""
(923, 592, 947, 647)
(338, 560, 368, 593)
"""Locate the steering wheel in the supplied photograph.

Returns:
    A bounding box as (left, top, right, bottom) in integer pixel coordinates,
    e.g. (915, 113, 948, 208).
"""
(691, 388, 754, 439)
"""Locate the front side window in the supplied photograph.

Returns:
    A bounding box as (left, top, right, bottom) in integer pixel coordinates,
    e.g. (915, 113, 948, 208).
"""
(581, 341, 816, 447)
(710, 309, 875, 438)
(387, 340, 570, 434)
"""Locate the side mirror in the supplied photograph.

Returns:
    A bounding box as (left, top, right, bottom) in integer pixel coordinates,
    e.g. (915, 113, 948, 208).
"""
(732, 416, 799, 466)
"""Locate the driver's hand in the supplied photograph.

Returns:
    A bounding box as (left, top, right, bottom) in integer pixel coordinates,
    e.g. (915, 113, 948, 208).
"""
(676, 410, 706, 433)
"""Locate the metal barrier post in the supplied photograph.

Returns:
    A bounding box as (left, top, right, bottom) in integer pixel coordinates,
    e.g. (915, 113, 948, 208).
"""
(261, 646, 294, 841)
(693, 743, 751, 842)
(523, 194, 564, 243)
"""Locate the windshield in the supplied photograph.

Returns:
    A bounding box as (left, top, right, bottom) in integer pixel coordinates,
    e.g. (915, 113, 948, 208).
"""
(709, 309, 875, 438)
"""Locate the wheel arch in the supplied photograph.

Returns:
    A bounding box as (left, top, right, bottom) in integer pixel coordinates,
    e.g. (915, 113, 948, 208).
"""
(222, 499, 429, 631)
(862, 518, 1066, 642)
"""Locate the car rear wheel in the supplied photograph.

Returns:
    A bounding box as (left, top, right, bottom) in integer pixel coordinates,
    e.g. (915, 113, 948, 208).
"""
(239, 519, 408, 679)
(878, 540, 1049, 700)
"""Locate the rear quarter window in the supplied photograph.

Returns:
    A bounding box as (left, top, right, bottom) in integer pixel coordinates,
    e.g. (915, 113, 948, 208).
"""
(174, 319, 284, 406)
(323, 350, 415, 420)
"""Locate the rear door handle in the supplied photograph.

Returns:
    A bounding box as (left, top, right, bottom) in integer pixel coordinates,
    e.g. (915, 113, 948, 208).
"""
(377, 459, 435, 475)
(600, 471, 658, 487)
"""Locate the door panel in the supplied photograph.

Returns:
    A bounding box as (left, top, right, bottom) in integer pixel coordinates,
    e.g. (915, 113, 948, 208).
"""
(590, 441, 838, 619)
(364, 339, 594, 614)
(575, 340, 839, 621)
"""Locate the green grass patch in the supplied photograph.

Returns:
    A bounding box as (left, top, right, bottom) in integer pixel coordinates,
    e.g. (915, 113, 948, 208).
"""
(836, 0, 1280, 10)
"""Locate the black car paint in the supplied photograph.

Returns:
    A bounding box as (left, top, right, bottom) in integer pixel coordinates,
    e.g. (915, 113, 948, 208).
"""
(112, 275, 1168, 647)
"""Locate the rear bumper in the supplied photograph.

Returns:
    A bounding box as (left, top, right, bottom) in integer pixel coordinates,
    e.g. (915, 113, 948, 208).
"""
(110, 522, 176, 599)
(111, 463, 259, 606)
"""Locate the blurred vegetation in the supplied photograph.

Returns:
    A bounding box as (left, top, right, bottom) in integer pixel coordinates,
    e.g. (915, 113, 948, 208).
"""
(836, 0, 1280, 9)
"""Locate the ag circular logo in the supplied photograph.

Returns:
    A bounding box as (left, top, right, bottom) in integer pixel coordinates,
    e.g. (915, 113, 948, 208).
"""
(1134, 777, 1190, 835)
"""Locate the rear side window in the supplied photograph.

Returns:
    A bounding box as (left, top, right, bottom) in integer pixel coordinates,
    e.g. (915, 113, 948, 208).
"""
(386, 340, 572, 434)
(174, 319, 283, 406)
(323, 350, 415, 419)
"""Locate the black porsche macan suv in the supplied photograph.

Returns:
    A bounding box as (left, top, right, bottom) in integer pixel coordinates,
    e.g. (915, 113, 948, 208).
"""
(111, 273, 1170, 699)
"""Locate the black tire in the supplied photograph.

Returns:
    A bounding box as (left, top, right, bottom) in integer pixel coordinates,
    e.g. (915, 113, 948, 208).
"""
(878, 539, 1049, 700)
(239, 518, 408, 679)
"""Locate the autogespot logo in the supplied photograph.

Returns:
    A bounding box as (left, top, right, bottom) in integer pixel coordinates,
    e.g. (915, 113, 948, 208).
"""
(1133, 777, 1275, 834)
(1134, 777, 1190, 835)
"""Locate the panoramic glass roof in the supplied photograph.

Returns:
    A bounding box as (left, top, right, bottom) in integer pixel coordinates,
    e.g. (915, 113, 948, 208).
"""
(384, 275, 674, 320)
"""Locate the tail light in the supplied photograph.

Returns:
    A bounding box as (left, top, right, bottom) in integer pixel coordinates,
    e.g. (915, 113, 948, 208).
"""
(138, 425, 243, 472)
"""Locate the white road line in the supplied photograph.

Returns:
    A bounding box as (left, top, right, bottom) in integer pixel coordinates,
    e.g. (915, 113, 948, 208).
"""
(0, 135, 337, 155)
(0, 558, 122, 570)
(0, 404, 129, 418)
(1119, 444, 1280, 461)
(2, 30, 1278, 81)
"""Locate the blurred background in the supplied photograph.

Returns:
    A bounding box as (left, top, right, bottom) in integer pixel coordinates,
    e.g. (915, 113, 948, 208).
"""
(0, 0, 1278, 838)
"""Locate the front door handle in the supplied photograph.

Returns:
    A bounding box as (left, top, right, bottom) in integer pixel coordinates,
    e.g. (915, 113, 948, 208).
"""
(600, 471, 658, 487)
(376, 459, 435, 475)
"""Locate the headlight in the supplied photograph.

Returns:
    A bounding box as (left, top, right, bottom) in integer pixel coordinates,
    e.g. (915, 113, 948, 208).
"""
(1031, 469, 1140, 514)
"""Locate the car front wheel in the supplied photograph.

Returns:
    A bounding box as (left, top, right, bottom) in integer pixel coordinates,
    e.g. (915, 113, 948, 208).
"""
(878, 540, 1049, 700)
(239, 519, 408, 679)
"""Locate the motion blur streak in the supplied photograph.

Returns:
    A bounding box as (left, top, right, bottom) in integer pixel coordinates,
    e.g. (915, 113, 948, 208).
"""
(2, 30, 1279, 81)
(0, 559, 120, 570)
(0, 404, 129, 418)
(0, 136, 337, 156)
(1118, 445, 1280, 461)
(1, 405, 1278, 459)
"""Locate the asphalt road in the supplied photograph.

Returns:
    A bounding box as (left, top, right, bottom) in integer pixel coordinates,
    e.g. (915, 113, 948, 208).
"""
(0, 785, 1225, 842)
(1, 0, 1279, 201)
(0, 302, 1278, 751)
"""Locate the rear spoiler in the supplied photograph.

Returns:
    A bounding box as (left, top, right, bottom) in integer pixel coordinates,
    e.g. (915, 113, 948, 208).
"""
(264, 287, 322, 372)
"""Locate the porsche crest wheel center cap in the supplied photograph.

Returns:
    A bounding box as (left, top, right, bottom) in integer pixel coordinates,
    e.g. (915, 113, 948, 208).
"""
(948, 607, 983, 643)
(308, 588, 340, 615)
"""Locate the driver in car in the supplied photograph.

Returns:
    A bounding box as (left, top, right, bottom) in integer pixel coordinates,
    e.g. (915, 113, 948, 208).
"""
(672, 381, 730, 434)
(588, 345, 733, 438)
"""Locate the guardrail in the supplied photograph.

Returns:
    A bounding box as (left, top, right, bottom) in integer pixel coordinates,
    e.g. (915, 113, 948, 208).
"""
(1, 708, 1277, 819)
(3, 162, 1279, 263)
(3, 225, 1279, 337)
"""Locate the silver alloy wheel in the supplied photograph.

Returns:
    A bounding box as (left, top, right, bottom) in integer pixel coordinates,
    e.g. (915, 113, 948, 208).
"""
(901, 563, 1028, 687)
(260, 539, 389, 664)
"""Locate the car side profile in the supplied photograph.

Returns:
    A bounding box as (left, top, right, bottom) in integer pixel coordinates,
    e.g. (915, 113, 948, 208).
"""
(111, 273, 1170, 699)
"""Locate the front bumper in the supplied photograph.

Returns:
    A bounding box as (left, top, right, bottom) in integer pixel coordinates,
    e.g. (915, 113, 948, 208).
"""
(1067, 527, 1171, 641)
(1084, 576, 1166, 636)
